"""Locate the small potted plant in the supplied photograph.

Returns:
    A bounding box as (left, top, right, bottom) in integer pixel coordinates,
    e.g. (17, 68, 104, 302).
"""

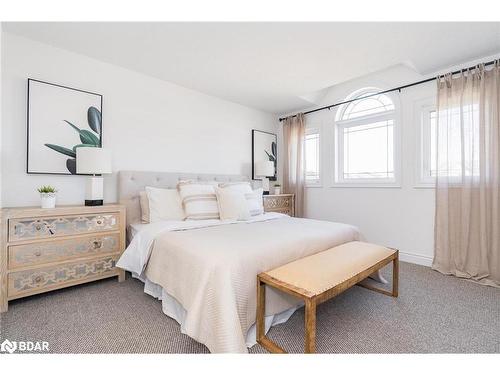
(38, 185, 57, 209)
(273, 184, 282, 195)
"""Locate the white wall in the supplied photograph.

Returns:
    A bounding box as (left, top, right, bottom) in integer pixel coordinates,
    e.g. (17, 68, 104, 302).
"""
(1, 33, 276, 207)
(280, 65, 439, 266)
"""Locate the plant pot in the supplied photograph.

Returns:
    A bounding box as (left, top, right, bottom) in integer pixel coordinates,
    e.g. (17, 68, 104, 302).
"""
(40, 193, 57, 209)
(273, 186, 281, 195)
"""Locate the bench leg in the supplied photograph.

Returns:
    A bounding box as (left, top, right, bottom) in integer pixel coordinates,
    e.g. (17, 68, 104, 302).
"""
(392, 253, 399, 297)
(304, 298, 316, 353)
(256, 278, 287, 353)
(357, 252, 399, 298)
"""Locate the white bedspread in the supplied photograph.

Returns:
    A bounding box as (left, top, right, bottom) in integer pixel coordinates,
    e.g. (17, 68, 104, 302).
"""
(117, 214, 360, 353)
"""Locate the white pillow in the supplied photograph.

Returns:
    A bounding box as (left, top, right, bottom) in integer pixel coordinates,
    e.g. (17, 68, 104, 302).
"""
(215, 188, 251, 221)
(139, 191, 150, 223)
(218, 183, 263, 216)
(245, 188, 264, 216)
(177, 181, 220, 220)
(218, 181, 253, 194)
(145, 186, 185, 222)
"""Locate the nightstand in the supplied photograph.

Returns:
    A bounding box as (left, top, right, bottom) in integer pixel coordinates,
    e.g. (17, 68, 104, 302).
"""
(263, 194, 295, 217)
(0, 204, 126, 312)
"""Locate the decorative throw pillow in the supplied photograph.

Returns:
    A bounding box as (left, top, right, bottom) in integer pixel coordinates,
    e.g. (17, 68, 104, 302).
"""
(218, 181, 252, 193)
(177, 181, 220, 220)
(139, 191, 150, 223)
(215, 188, 251, 221)
(218, 182, 263, 216)
(145, 186, 185, 223)
(246, 188, 264, 216)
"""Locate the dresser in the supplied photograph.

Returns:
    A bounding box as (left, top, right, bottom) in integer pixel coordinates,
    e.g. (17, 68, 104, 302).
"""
(0, 204, 126, 312)
(263, 194, 295, 217)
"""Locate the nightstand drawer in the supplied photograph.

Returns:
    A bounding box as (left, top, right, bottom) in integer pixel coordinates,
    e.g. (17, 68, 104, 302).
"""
(8, 213, 120, 242)
(263, 194, 295, 216)
(8, 233, 120, 269)
(8, 256, 119, 298)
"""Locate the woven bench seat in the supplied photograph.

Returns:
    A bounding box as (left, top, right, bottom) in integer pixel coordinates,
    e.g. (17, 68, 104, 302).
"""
(256, 241, 398, 353)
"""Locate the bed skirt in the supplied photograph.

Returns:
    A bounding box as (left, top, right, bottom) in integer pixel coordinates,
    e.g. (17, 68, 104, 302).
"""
(134, 273, 300, 349)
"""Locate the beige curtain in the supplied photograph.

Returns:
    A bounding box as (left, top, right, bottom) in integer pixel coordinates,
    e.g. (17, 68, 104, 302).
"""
(282, 113, 306, 217)
(433, 62, 500, 288)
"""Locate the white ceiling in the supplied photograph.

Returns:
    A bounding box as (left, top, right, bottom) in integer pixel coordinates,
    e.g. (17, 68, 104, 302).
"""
(3, 22, 500, 114)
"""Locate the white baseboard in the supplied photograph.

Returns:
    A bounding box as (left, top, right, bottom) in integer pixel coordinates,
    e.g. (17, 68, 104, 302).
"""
(398, 251, 433, 267)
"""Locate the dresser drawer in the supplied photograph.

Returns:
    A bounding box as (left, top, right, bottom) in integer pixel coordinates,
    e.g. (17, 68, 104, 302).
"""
(8, 213, 120, 242)
(8, 256, 118, 298)
(8, 233, 120, 269)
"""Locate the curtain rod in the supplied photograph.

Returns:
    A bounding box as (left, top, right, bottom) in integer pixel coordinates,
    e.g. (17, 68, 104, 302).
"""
(278, 59, 497, 122)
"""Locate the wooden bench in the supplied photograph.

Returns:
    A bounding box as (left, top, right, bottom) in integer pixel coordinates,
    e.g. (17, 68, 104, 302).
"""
(256, 241, 399, 353)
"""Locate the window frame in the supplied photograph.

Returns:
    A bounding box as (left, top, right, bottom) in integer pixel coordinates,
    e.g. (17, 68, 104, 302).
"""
(415, 102, 437, 188)
(332, 89, 401, 188)
(415, 98, 481, 188)
(305, 126, 321, 187)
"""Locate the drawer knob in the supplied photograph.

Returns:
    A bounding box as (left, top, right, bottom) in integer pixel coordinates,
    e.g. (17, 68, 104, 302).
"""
(34, 275, 44, 283)
(92, 240, 102, 249)
(34, 250, 42, 257)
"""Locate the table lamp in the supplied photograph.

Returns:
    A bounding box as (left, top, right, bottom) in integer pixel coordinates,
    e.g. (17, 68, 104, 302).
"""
(76, 147, 112, 206)
(255, 160, 275, 195)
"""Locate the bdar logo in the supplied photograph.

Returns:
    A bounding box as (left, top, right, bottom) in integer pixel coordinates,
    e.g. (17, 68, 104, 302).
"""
(1, 339, 17, 354)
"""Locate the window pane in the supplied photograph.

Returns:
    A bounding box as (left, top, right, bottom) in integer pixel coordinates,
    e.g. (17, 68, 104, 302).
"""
(305, 133, 320, 182)
(343, 120, 394, 179)
(342, 93, 394, 120)
(431, 105, 480, 178)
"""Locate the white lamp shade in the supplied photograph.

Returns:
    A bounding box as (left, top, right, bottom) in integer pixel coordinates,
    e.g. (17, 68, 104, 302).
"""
(255, 160, 275, 177)
(76, 147, 112, 175)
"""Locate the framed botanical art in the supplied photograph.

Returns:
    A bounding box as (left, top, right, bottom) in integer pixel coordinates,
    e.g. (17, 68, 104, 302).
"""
(252, 129, 277, 181)
(27, 79, 103, 175)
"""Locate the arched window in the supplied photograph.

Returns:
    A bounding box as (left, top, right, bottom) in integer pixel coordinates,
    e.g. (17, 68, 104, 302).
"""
(334, 88, 399, 185)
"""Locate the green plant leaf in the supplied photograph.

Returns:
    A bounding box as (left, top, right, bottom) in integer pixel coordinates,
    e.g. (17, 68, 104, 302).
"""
(79, 130, 100, 146)
(63, 120, 82, 134)
(66, 158, 77, 174)
(37, 185, 57, 193)
(72, 144, 97, 152)
(265, 150, 276, 162)
(64, 120, 100, 145)
(45, 143, 76, 158)
(87, 106, 102, 134)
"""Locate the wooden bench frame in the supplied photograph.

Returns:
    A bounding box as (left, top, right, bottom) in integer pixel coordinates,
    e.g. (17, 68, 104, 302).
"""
(256, 249, 399, 353)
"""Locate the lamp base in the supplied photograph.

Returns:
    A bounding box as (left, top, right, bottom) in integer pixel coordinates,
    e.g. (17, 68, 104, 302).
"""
(85, 199, 103, 206)
(85, 176, 104, 206)
(261, 176, 271, 195)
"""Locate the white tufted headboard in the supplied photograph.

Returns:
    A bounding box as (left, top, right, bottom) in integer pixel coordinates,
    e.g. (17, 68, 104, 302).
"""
(118, 170, 250, 227)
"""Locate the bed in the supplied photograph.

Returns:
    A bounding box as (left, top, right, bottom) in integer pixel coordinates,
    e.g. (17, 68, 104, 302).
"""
(116, 171, 364, 353)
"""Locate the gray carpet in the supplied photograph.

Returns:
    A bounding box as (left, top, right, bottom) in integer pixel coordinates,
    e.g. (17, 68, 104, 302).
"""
(1, 262, 499, 353)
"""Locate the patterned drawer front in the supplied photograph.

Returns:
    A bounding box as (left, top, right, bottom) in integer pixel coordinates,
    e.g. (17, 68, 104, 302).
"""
(263, 196, 294, 216)
(8, 233, 120, 269)
(8, 256, 118, 297)
(9, 213, 119, 242)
